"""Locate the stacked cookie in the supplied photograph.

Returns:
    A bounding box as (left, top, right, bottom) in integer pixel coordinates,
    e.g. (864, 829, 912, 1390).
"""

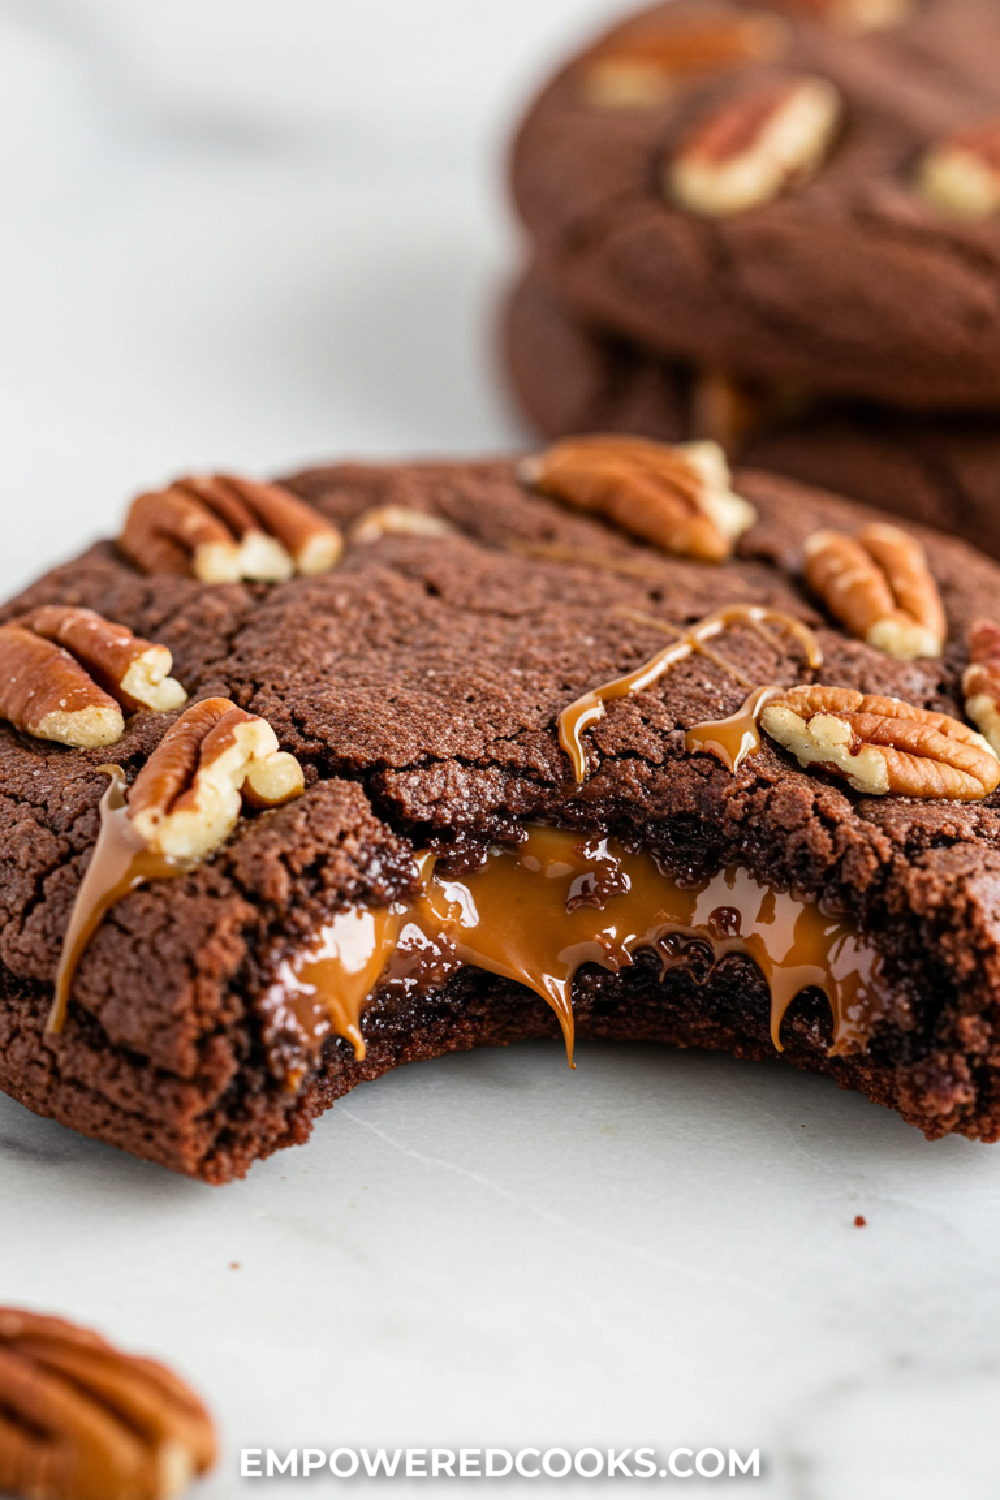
(504, 0, 1000, 557)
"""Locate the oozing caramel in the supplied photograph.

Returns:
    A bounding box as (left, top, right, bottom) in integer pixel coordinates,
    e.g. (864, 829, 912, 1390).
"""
(53, 789, 884, 1078)
(47, 767, 193, 1033)
(558, 605, 822, 781)
(268, 909, 404, 1069)
(270, 826, 887, 1082)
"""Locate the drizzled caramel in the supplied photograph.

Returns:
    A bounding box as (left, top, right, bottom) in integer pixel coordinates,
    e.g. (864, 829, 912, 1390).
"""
(269, 826, 887, 1083)
(47, 767, 193, 1033)
(558, 605, 822, 781)
(510, 541, 676, 582)
(685, 684, 782, 773)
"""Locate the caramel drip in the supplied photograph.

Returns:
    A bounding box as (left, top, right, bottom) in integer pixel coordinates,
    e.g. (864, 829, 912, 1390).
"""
(271, 827, 886, 1084)
(558, 605, 822, 782)
(48, 768, 193, 1033)
(268, 909, 403, 1065)
(685, 684, 781, 773)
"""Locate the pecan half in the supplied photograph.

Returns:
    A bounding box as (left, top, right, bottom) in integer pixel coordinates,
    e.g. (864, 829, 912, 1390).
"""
(128, 697, 305, 860)
(803, 523, 945, 660)
(667, 74, 841, 215)
(0, 626, 124, 749)
(119, 473, 342, 583)
(13, 607, 187, 716)
(0, 609, 187, 748)
(963, 619, 1000, 757)
(520, 435, 756, 562)
(765, 0, 912, 30)
(918, 117, 1000, 219)
(0, 1306, 215, 1500)
(582, 12, 786, 109)
(349, 506, 456, 544)
(760, 685, 1000, 799)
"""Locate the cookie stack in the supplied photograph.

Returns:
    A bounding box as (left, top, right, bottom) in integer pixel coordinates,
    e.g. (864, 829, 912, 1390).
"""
(504, 0, 1000, 557)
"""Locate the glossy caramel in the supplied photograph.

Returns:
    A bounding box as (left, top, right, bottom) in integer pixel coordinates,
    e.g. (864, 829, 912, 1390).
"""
(274, 826, 886, 1079)
(268, 907, 403, 1067)
(685, 683, 781, 773)
(54, 791, 883, 1076)
(48, 767, 193, 1033)
(558, 605, 822, 781)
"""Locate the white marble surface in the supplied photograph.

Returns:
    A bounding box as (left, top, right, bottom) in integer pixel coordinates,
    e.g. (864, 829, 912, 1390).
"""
(2, 3, 1000, 1496)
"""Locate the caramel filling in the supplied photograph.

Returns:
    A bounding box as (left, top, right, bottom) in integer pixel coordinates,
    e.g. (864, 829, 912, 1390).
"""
(270, 826, 886, 1082)
(268, 909, 405, 1064)
(52, 793, 884, 1077)
(47, 767, 193, 1033)
(558, 605, 822, 781)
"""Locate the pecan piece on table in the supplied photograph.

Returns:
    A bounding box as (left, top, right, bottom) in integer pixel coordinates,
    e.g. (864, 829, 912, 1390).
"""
(128, 696, 305, 860)
(963, 619, 1000, 757)
(760, 685, 1000, 799)
(666, 74, 841, 216)
(119, 472, 342, 583)
(520, 435, 756, 561)
(918, 116, 1000, 220)
(803, 522, 945, 660)
(582, 11, 786, 109)
(0, 1305, 216, 1500)
(0, 609, 186, 749)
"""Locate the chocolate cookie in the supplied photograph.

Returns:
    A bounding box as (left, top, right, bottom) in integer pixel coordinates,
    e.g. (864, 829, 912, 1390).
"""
(503, 269, 1000, 558)
(509, 0, 1000, 410)
(6, 453, 1000, 1181)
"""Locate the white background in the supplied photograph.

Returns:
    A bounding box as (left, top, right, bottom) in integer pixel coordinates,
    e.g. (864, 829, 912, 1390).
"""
(2, 3, 1000, 1497)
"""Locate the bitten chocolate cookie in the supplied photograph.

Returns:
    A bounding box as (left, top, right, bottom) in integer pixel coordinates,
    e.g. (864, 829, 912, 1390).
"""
(509, 0, 1000, 410)
(503, 269, 1000, 558)
(7, 452, 1000, 1181)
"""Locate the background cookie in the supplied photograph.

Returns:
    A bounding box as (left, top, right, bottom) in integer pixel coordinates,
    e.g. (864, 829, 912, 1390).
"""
(509, 0, 1000, 410)
(503, 269, 1000, 559)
